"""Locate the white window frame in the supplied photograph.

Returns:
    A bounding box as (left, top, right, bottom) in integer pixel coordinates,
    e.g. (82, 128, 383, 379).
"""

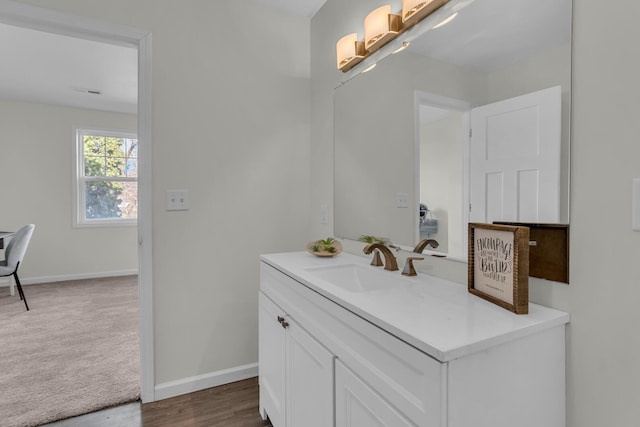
(73, 127, 138, 228)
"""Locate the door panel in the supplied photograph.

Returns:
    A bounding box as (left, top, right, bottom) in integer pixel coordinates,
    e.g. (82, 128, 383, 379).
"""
(259, 293, 286, 427)
(486, 105, 539, 159)
(286, 319, 334, 427)
(486, 172, 504, 221)
(518, 169, 539, 221)
(470, 86, 561, 223)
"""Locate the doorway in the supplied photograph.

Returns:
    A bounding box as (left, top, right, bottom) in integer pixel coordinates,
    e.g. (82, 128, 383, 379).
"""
(415, 91, 471, 259)
(0, 0, 154, 403)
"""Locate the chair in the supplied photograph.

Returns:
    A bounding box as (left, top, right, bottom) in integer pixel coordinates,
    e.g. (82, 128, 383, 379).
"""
(0, 224, 35, 311)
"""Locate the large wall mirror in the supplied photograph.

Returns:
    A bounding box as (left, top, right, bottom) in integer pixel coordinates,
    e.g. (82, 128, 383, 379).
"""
(334, 0, 572, 259)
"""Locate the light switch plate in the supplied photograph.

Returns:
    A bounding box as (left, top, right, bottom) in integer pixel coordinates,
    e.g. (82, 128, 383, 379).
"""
(633, 179, 640, 231)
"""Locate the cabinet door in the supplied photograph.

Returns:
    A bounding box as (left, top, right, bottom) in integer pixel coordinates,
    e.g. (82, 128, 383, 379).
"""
(286, 318, 334, 427)
(259, 292, 287, 427)
(335, 360, 416, 427)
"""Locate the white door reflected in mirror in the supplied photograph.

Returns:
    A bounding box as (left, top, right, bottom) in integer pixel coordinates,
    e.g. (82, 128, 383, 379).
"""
(419, 86, 562, 258)
(469, 86, 561, 224)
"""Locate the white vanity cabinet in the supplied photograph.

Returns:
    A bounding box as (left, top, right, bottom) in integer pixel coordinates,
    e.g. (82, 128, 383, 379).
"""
(259, 292, 334, 427)
(258, 293, 286, 427)
(259, 252, 570, 427)
(334, 360, 417, 427)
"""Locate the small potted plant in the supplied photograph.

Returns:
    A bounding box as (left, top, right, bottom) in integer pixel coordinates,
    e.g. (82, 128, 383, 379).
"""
(358, 235, 388, 245)
(306, 237, 343, 257)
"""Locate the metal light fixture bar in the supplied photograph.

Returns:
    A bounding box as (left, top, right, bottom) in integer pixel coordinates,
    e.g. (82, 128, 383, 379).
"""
(402, 0, 451, 29)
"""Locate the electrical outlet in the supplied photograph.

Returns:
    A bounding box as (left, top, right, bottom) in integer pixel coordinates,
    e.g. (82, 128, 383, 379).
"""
(397, 192, 409, 208)
(320, 204, 329, 225)
(166, 190, 189, 211)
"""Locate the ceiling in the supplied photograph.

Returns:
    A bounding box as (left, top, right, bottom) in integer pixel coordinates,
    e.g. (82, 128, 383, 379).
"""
(0, 0, 569, 114)
(0, 23, 138, 114)
(252, 0, 327, 18)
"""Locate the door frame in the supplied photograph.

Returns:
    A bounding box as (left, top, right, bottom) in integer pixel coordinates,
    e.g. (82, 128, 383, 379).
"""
(414, 90, 471, 260)
(0, 1, 155, 402)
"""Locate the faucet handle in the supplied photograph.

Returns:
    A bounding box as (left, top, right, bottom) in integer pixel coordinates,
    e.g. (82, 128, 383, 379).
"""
(370, 249, 384, 267)
(402, 257, 424, 276)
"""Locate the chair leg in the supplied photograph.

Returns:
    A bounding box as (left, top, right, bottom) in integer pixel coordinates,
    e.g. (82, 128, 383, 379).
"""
(12, 276, 22, 300)
(13, 272, 28, 311)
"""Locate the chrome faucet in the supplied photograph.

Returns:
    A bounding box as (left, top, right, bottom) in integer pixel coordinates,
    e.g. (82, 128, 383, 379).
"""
(413, 239, 439, 253)
(363, 243, 399, 271)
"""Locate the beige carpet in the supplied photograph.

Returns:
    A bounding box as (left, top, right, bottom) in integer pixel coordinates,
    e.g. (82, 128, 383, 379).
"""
(0, 276, 140, 427)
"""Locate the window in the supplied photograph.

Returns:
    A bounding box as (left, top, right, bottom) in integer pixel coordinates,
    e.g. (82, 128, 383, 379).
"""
(74, 128, 138, 227)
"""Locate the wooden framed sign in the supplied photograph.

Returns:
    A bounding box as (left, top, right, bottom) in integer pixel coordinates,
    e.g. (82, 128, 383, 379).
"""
(468, 223, 530, 314)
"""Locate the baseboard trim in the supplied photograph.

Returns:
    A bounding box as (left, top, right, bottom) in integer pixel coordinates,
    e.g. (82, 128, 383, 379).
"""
(154, 363, 259, 401)
(12, 270, 139, 286)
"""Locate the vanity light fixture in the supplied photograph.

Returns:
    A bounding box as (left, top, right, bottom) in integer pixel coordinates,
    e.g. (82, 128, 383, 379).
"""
(336, 0, 451, 72)
(336, 33, 366, 72)
(432, 12, 458, 29)
(364, 5, 402, 53)
(402, 0, 451, 29)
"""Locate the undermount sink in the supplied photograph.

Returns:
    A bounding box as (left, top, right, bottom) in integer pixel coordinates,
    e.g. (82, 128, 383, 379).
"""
(304, 264, 404, 293)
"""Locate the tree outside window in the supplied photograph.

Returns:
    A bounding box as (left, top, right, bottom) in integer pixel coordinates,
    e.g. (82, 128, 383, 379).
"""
(75, 129, 138, 226)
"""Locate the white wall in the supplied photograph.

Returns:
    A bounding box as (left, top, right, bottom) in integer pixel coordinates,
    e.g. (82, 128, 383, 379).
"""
(420, 112, 465, 254)
(558, 2, 640, 424)
(18, 0, 312, 389)
(0, 98, 138, 281)
(311, 1, 640, 426)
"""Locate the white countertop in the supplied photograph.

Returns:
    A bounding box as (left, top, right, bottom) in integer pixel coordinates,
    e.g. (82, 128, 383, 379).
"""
(261, 251, 570, 362)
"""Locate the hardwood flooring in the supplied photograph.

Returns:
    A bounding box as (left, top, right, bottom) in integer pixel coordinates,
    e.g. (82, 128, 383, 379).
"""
(43, 377, 272, 427)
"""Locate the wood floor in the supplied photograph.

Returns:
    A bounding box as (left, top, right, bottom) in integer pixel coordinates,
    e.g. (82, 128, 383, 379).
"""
(43, 377, 273, 427)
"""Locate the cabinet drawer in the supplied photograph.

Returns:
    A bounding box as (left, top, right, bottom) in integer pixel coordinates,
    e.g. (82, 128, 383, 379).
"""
(261, 262, 444, 426)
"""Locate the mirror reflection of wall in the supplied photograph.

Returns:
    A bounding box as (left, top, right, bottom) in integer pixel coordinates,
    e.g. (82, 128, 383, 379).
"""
(334, 0, 572, 259)
(420, 107, 466, 256)
(334, 61, 418, 247)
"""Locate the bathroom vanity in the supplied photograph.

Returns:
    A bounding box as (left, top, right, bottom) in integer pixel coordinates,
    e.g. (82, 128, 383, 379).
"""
(259, 252, 569, 427)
